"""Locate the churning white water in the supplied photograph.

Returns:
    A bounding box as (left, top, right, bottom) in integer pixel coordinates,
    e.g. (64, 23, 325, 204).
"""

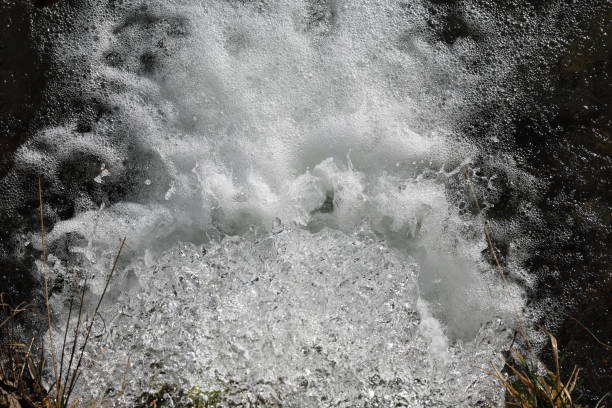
(15, 0, 546, 405)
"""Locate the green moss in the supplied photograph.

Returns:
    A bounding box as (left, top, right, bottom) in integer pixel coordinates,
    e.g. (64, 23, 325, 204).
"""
(134, 384, 229, 408)
(188, 386, 225, 408)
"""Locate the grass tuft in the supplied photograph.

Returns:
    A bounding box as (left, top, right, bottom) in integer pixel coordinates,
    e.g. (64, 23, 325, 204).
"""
(0, 177, 126, 408)
(490, 333, 609, 408)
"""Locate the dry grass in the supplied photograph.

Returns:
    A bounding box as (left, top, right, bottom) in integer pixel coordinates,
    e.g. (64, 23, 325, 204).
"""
(0, 242, 126, 408)
(3, 170, 609, 407)
(0, 296, 49, 407)
(463, 167, 610, 408)
(0, 178, 126, 408)
(0, 245, 125, 408)
(490, 332, 610, 408)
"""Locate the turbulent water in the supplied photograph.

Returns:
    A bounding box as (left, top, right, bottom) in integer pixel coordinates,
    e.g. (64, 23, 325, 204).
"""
(6, 0, 597, 406)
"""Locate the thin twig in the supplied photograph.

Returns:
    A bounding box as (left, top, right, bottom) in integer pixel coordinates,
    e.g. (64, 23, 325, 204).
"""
(0, 301, 29, 329)
(58, 297, 75, 397)
(18, 337, 35, 386)
(38, 178, 46, 261)
(65, 237, 126, 406)
(595, 392, 610, 408)
(563, 313, 612, 351)
(119, 356, 131, 397)
(38, 176, 60, 388)
(63, 283, 87, 406)
(463, 167, 532, 351)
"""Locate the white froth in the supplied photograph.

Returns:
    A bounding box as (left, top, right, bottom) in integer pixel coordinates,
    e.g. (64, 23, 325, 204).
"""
(21, 0, 538, 405)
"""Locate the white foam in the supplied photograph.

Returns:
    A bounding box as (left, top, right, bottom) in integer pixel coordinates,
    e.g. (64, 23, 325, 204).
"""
(46, 227, 508, 406)
(21, 0, 541, 404)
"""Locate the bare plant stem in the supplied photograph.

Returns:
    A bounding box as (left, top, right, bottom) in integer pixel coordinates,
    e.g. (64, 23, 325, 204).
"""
(64, 237, 126, 406)
(563, 313, 612, 351)
(38, 176, 60, 393)
(62, 284, 86, 406)
(463, 167, 532, 351)
(0, 297, 29, 329)
(58, 297, 75, 396)
(18, 337, 35, 386)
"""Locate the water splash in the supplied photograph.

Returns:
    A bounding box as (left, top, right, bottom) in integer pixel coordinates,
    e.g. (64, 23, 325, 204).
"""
(47, 226, 511, 406)
(17, 0, 540, 405)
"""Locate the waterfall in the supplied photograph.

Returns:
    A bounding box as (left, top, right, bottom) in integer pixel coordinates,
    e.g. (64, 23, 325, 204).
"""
(8, 0, 570, 405)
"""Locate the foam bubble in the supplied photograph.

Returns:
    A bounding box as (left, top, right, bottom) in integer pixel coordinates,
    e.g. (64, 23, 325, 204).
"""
(12, 0, 557, 404)
(46, 226, 509, 406)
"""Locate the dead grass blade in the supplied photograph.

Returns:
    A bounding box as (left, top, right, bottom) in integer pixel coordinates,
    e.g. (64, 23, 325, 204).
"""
(489, 333, 598, 408)
(63, 237, 126, 407)
(563, 313, 612, 351)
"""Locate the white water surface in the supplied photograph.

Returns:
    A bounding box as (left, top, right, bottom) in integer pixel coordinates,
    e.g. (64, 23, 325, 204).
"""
(16, 0, 547, 405)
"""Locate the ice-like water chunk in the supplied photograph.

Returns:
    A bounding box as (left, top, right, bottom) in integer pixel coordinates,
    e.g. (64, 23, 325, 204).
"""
(53, 227, 506, 407)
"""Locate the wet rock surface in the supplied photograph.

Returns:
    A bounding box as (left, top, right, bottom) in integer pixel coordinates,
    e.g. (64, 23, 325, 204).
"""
(511, 9, 612, 400)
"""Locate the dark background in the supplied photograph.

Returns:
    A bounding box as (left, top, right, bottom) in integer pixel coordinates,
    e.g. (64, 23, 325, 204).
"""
(1, 0, 610, 404)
